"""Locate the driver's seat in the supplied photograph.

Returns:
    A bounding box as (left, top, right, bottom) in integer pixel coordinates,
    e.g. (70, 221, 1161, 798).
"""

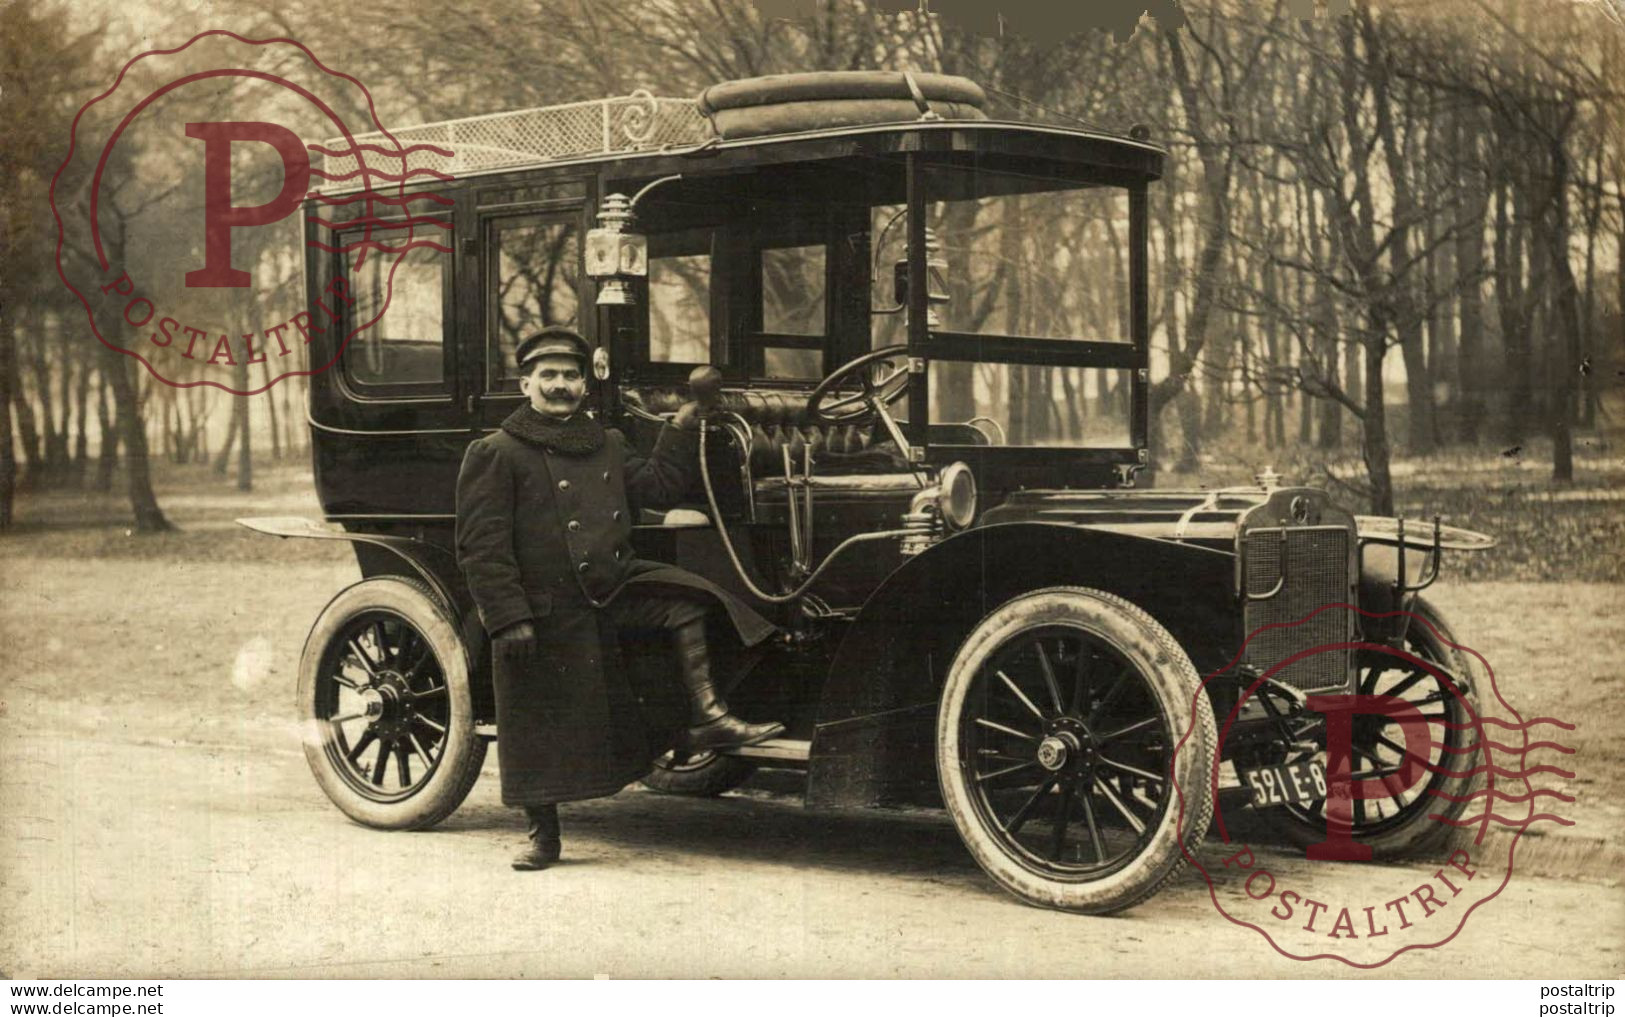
(624, 385, 909, 475)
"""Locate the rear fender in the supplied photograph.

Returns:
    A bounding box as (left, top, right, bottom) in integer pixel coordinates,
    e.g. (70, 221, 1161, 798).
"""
(237, 517, 490, 705)
(806, 522, 1236, 808)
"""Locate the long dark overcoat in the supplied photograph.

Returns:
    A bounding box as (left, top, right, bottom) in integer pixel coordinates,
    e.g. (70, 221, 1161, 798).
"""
(455, 406, 776, 806)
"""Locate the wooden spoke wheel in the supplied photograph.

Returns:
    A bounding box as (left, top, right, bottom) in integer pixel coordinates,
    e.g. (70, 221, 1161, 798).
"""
(938, 587, 1216, 914)
(1260, 596, 1482, 858)
(298, 576, 485, 830)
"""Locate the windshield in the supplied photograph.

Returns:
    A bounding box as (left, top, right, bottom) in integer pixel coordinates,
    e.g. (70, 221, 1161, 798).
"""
(871, 166, 1136, 448)
(872, 168, 1132, 345)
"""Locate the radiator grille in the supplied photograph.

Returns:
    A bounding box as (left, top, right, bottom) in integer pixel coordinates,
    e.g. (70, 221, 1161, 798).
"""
(1242, 527, 1352, 692)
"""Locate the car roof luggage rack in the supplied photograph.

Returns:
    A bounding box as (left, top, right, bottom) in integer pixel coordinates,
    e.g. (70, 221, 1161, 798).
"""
(315, 91, 713, 191)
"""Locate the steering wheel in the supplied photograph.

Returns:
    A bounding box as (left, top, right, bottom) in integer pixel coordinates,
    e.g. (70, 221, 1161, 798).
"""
(807, 345, 912, 426)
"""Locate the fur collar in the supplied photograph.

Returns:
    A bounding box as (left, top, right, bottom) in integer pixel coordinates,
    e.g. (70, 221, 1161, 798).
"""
(499, 405, 606, 456)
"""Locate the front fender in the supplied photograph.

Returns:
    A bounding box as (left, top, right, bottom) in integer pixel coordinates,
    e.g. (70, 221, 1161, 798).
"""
(805, 522, 1236, 808)
(1356, 516, 1494, 634)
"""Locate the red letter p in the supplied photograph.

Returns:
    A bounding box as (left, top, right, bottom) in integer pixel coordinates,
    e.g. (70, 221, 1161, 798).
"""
(185, 122, 311, 288)
(1304, 693, 1434, 862)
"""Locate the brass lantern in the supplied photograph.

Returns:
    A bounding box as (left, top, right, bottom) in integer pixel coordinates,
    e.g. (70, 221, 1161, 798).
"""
(585, 192, 648, 306)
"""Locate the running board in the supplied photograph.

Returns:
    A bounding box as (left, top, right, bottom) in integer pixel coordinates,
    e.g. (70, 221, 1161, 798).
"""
(718, 737, 811, 763)
(473, 726, 811, 764)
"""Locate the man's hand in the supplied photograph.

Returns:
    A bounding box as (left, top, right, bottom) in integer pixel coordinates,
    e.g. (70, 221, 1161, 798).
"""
(670, 400, 704, 432)
(495, 620, 537, 642)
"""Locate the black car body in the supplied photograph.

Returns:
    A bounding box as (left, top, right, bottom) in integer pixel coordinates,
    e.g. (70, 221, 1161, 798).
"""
(245, 83, 1493, 913)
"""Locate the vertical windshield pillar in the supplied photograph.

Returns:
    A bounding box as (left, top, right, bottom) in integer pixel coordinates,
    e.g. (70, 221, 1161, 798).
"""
(1129, 182, 1150, 462)
(904, 152, 928, 457)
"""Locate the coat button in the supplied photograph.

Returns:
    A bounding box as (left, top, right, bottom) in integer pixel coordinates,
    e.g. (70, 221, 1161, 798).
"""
(602, 470, 611, 482)
(577, 561, 590, 573)
(612, 510, 623, 521)
(614, 548, 625, 561)
(568, 520, 581, 532)
(558, 479, 571, 491)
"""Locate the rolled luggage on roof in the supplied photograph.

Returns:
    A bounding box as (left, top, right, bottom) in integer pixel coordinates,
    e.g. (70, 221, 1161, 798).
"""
(697, 70, 988, 140)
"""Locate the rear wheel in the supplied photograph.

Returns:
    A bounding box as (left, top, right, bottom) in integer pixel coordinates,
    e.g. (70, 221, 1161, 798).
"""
(297, 576, 486, 830)
(639, 750, 756, 797)
(937, 587, 1217, 915)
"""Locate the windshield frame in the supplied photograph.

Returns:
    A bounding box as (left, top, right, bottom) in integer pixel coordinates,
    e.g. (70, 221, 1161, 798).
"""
(903, 151, 1150, 490)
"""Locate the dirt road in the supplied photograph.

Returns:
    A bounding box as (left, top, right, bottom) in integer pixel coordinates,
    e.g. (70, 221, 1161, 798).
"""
(1, 513, 1621, 978)
(0, 726, 1620, 979)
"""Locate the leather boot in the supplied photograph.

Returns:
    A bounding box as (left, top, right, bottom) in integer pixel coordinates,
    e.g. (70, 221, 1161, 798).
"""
(673, 619, 785, 752)
(512, 804, 561, 871)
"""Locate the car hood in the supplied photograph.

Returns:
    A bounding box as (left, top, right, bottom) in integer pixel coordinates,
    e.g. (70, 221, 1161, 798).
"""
(978, 488, 1495, 551)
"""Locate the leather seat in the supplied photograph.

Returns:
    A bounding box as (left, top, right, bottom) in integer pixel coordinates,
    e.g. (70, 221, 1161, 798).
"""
(624, 386, 908, 476)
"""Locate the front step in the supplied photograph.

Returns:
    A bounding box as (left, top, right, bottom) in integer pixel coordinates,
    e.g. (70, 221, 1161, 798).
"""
(717, 737, 810, 764)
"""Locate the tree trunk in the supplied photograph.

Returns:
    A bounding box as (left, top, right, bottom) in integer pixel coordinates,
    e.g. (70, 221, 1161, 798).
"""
(72, 350, 91, 483)
(235, 391, 252, 491)
(1425, 218, 1455, 444)
(280, 369, 297, 460)
(262, 357, 282, 460)
(100, 348, 171, 532)
(1396, 316, 1431, 453)
(55, 334, 74, 477)
(0, 304, 15, 529)
(1510, 181, 1540, 444)
(1540, 131, 1580, 485)
(1454, 106, 1490, 444)
(1148, 26, 1233, 466)
(1362, 330, 1395, 515)
(1577, 142, 1604, 428)
(1363, 18, 1433, 456)
(1176, 390, 1201, 473)
(1261, 255, 1284, 449)
(214, 403, 239, 474)
(1493, 179, 1529, 446)
(1306, 187, 1343, 450)
(1297, 191, 1315, 446)
(7, 322, 41, 487)
(1204, 319, 1233, 441)
(32, 322, 62, 481)
(95, 371, 118, 492)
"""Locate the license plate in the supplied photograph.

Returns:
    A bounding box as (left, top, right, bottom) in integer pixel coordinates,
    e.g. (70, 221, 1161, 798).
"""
(1242, 759, 1328, 808)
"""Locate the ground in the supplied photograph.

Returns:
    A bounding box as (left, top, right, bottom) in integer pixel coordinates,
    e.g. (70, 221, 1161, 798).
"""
(0, 458, 1621, 978)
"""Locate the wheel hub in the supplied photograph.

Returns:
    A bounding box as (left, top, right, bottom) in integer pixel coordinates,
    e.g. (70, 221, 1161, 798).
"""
(1037, 718, 1093, 775)
(359, 687, 386, 721)
(1036, 735, 1070, 771)
(360, 671, 413, 737)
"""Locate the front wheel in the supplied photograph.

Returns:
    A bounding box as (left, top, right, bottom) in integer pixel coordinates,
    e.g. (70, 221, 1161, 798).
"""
(937, 587, 1217, 915)
(297, 576, 486, 830)
(1258, 596, 1483, 858)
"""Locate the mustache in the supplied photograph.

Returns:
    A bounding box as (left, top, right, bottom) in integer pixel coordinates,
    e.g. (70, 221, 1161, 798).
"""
(541, 389, 580, 400)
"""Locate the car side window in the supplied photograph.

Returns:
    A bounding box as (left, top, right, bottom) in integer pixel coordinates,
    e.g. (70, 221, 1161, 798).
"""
(343, 224, 450, 392)
(488, 214, 582, 391)
(762, 244, 825, 335)
(648, 229, 712, 364)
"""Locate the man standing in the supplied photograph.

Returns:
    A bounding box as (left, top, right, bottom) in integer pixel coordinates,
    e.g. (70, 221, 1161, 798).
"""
(455, 326, 782, 871)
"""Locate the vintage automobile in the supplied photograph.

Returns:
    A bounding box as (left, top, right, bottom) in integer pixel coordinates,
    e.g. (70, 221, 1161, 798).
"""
(242, 73, 1494, 914)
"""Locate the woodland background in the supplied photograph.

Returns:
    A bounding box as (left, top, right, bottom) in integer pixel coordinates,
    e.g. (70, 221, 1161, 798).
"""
(1, 0, 1621, 578)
